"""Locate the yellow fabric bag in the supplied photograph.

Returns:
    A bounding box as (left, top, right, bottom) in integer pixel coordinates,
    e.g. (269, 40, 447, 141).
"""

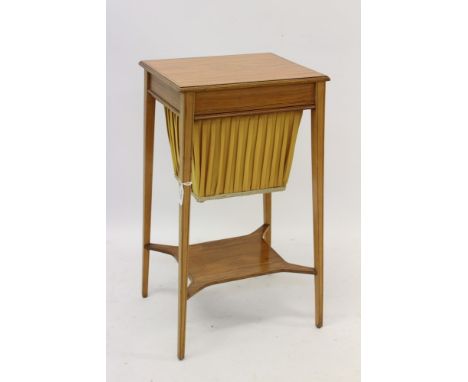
(165, 107, 302, 201)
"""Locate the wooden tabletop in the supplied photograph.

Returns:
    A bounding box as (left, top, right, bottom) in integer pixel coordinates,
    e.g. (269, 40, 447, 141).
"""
(140, 53, 329, 91)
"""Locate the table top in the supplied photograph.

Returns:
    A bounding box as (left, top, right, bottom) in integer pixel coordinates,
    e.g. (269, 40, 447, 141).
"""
(140, 53, 329, 90)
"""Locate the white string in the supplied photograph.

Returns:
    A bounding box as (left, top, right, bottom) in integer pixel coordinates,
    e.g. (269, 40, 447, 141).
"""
(178, 180, 192, 205)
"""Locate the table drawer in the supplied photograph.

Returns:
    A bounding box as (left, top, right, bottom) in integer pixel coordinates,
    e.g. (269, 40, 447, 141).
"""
(194, 82, 315, 118)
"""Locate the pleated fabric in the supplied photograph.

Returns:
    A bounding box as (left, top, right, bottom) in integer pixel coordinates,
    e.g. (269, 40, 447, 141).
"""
(165, 107, 302, 201)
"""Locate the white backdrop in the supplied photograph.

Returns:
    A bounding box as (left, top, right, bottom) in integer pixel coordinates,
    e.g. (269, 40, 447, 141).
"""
(107, 0, 360, 380)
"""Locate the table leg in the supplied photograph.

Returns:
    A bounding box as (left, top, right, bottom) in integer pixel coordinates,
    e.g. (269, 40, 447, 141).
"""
(263, 193, 272, 245)
(142, 71, 155, 298)
(312, 82, 325, 328)
(177, 92, 194, 360)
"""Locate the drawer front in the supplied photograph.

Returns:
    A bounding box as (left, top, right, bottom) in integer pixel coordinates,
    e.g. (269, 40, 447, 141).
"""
(194, 82, 314, 117)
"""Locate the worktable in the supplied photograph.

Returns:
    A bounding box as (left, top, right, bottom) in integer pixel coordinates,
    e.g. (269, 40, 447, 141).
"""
(139, 53, 329, 359)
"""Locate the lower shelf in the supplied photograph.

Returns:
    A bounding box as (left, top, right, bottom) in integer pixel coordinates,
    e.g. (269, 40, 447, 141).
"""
(147, 225, 316, 298)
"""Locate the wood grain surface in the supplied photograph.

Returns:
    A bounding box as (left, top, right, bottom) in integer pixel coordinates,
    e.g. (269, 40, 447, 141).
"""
(147, 225, 316, 299)
(140, 53, 329, 90)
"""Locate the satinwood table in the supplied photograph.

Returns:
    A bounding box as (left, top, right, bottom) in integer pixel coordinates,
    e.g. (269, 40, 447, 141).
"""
(139, 53, 329, 360)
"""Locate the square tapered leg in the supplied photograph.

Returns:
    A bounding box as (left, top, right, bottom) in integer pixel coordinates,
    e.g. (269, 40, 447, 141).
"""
(177, 92, 195, 360)
(142, 72, 155, 298)
(312, 82, 325, 328)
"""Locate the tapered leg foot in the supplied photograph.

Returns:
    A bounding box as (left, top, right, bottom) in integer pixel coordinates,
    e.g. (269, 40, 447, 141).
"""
(142, 248, 150, 298)
(177, 256, 188, 361)
(177, 347, 185, 360)
(315, 271, 323, 328)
